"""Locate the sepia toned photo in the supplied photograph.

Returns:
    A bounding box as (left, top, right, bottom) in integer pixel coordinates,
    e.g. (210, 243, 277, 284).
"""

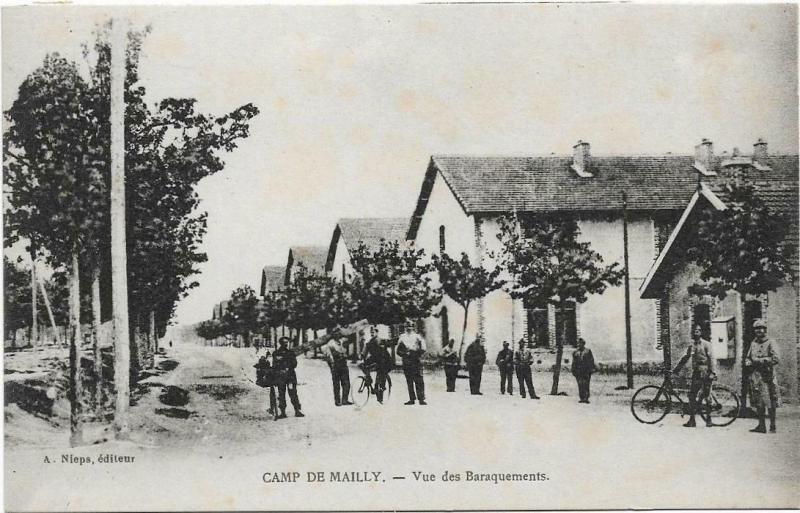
(2, 3, 798, 511)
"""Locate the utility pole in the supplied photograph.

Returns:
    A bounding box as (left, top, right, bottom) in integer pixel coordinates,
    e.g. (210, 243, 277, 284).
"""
(622, 191, 634, 389)
(110, 17, 131, 437)
(37, 275, 58, 344)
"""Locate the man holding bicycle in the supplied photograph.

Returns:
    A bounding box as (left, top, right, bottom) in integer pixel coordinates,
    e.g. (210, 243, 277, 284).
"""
(674, 324, 717, 428)
(361, 327, 393, 403)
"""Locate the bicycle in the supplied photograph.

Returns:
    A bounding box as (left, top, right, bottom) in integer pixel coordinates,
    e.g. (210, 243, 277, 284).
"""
(350, 363, 391, 409)
(630, 371, 739, 426)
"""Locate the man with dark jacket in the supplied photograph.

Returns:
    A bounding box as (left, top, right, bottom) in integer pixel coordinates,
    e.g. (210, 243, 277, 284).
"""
(254, 353, 278, 419)
(496, 341, 515, 395)
(571, 337, 597, 404)
(272, 337, 304, 419)
(464, 337, 486, 395)
(361, 327, 393, 403)
(397, 321, 427, 405)
(515, 338, 540, 399)
(440, 339, 459, 392)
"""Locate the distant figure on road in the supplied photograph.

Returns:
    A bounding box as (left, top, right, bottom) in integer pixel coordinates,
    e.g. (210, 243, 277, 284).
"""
(464, 337, 486, 395)
(397, 321, 427, 405)
(273, 337, 304, 419)
(746, 319, 780, 434)
(674, 324, 716, 428)
(325, 334, 353, 406)
(496, 341, 515, 395)
(254, 353, 277, 418)
(514, 338, 540, 399)
(571, 338, 597, 403)
(440, 339, 459, 392)
(361, 327, 393, 404)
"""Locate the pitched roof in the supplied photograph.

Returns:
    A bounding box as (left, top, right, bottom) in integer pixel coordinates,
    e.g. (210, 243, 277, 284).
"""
(260, 265, 285, 296)
(408, 154, 798, 239)
(640, 174, 799, 299)
(325, 217, 409, 272)
(285, 246, 328, 284)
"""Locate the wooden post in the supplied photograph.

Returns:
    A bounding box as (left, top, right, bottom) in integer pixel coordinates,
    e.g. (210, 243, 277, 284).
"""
(149, 310, 156, 368)
(110, 17, 131, 437)
(37, 275, 58, 344)
(91, 266, 103, 412)
(622, 191, 634, 389)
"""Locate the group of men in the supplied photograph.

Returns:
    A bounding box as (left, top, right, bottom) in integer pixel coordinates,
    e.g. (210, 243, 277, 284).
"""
(679, 319, 780, 433)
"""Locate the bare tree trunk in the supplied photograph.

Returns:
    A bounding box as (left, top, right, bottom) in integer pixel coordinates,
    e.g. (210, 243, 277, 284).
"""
(457, 302, 470, 364)
(550, 300, 565, 395)
(30, 248, 38, 347)
(110, 17, 131, 437)
(736, 290, 749, 414)
(69, 252, 83, 447)
(91, 265, 102, 413)
(37, 275, 58, 345)
(149, 310, 157, 367)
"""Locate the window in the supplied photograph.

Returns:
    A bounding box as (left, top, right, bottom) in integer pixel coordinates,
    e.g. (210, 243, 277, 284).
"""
(555, 301, 577, 347)
(439, 225, 446, 253)
(526, 305, 549, 347)
(440, 306, 450, 346)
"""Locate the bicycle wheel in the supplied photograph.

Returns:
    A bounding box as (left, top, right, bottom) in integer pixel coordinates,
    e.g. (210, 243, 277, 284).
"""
(631, 385, 671, 424)
(350, 376, 371, 408)
(702, 385, 740, 427)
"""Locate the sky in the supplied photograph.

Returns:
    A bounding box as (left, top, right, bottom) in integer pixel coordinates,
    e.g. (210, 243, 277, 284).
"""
(2, 4, 798, 326)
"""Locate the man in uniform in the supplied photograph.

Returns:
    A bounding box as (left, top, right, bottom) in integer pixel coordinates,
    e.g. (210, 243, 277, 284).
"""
(495, 341, 515, 395)
(440, 339, 459, 392)
(514, 338, 540, 399)
(254, 353, 278, 418)
(674, 324, 716, 427)
(272, 337, 304, 419)
(571, 337, 597, 403)
(361, 327, 393, 403)
(464, 336, 486, 395)
(397, 321, 427, 405)
(325, 334, 353, 406)
(746, 319, 780, 433)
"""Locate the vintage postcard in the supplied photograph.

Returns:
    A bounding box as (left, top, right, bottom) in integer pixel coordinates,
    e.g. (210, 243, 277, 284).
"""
(2, 3, 799, 511)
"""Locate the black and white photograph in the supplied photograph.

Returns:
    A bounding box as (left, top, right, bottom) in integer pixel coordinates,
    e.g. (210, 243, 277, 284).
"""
(2, 3, 798, 511)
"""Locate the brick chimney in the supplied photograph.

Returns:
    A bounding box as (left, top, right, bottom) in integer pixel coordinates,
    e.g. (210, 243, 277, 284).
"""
(571, 140, 593, 177)
(752, 138, 771, 170)
(693, 138, 716, 176)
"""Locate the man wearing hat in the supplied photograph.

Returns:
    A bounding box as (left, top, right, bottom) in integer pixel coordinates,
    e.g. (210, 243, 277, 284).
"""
(272, 337, 304, 419)
(464, 336, 487, 395)
(495, 341, 515, 395)
(746, 319, 780, 433)
(674, 323, 716, 427)
(397, 321, 427, 405)
(324, 333, 353, 406)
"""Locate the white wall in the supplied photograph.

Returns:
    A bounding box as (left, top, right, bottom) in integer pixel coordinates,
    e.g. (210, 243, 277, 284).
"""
(330, 236, 355, 282)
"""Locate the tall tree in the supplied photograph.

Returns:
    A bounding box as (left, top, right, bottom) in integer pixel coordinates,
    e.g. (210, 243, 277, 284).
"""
(4, 53, 107, 445)
(349, 240, 442, 327)
(432, 252, 503, 361)
(224, 285, 260, 348)
(497, 213, 623, 395)
(683, 177, 792, 410)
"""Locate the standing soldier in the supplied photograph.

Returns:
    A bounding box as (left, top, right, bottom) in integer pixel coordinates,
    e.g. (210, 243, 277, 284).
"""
(397, 321, 427, 405)
(746, 319, 780, 433)
(515, 338, 540, 399)
(325, 334, 353, 406)
(254, 353, 278, 419)
(495, 341, 515, 395)
(361, 327, 393, 404)
(440, 339, 459, 392)
(674, 324, 716, 428)
(272, 337, 304, 419)
(464, 336, 486, 395)
(571, 338, 597, 403)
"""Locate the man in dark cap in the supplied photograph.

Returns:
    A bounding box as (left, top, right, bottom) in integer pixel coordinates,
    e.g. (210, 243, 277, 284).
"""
(496, 341, 515, 395)
(674, 324, 716, 428)
(464, 336, 486, 395)
(273, 337, 304, 419)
